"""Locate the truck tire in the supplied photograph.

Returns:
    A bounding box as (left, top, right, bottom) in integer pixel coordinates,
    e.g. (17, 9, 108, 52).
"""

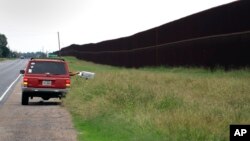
(22, 92, 29, 105)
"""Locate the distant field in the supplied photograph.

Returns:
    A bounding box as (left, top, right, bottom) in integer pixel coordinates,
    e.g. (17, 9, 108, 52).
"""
(63, 57, 250, 141)
(0, 58, 15, 61)
(0, 58, 6, 61)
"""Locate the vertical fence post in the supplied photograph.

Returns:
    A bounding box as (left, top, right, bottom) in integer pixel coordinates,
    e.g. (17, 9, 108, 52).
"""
(57, 32, 61, 57)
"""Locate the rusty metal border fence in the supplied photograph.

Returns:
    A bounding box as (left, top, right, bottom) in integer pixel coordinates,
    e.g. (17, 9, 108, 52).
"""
(60, 1, 250, 69)
(61, 31, 250, 69)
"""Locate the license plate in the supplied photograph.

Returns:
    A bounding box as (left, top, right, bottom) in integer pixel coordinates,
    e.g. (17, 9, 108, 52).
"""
(42, 80, 52, 86)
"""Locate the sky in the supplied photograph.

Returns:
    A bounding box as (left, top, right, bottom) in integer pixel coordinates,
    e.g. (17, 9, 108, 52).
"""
(0, 0, 236, 53)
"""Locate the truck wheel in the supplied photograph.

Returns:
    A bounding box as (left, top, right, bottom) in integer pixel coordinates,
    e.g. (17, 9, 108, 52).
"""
(22, 92, 29, 105)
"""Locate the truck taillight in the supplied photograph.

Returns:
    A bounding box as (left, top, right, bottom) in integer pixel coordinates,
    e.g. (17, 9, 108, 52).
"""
(23, 77, 28, 87)
(66, 79, 70, 88)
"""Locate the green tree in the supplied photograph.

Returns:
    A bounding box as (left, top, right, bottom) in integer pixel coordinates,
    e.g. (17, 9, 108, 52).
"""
(0, 33, 10, 57)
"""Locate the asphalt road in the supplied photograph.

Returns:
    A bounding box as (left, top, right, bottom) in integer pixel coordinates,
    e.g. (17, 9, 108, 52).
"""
(0, 59, 28, 104)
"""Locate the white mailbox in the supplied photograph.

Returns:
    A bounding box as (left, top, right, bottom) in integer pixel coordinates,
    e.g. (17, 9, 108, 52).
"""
(78, 71, 95, 79)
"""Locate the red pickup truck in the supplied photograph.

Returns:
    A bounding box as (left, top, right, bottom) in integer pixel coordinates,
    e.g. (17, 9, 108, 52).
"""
(20, 58, 71, 105)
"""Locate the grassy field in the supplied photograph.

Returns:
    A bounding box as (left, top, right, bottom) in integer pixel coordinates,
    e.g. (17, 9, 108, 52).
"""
(0, 58, 7, 61)
(63, 57, 250, 141)
(0, 58, 15, 61)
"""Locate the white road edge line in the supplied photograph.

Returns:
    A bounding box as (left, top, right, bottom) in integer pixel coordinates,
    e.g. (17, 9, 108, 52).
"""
(0, 74, 22, 102)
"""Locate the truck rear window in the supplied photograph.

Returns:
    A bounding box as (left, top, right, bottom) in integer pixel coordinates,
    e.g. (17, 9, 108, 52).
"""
(28, 61, 67, 75)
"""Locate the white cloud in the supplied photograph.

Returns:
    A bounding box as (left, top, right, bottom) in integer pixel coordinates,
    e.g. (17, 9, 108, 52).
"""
(0, 0, 236, 53)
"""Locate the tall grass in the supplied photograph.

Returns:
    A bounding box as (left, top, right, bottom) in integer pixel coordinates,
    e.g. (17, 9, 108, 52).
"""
(63, 57, 250, 141)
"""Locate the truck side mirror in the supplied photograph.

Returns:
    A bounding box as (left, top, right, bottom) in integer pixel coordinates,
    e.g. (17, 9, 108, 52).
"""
(20, 70, 25, 74)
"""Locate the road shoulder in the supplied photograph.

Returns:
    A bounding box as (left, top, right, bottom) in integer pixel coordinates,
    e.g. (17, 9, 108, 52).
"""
(0, 80, 77, 141)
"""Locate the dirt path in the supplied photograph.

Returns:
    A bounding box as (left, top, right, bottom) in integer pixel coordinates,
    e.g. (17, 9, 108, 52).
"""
(0, 80, 77, 141)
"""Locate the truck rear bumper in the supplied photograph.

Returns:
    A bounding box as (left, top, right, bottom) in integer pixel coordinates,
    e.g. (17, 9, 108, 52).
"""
(22, 87, 69, 99)
(22, 87, 68, 93)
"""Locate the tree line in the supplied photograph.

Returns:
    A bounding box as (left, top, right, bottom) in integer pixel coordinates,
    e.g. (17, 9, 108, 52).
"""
(0, 33, 47, 58)
(0, 33, 11, 57)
